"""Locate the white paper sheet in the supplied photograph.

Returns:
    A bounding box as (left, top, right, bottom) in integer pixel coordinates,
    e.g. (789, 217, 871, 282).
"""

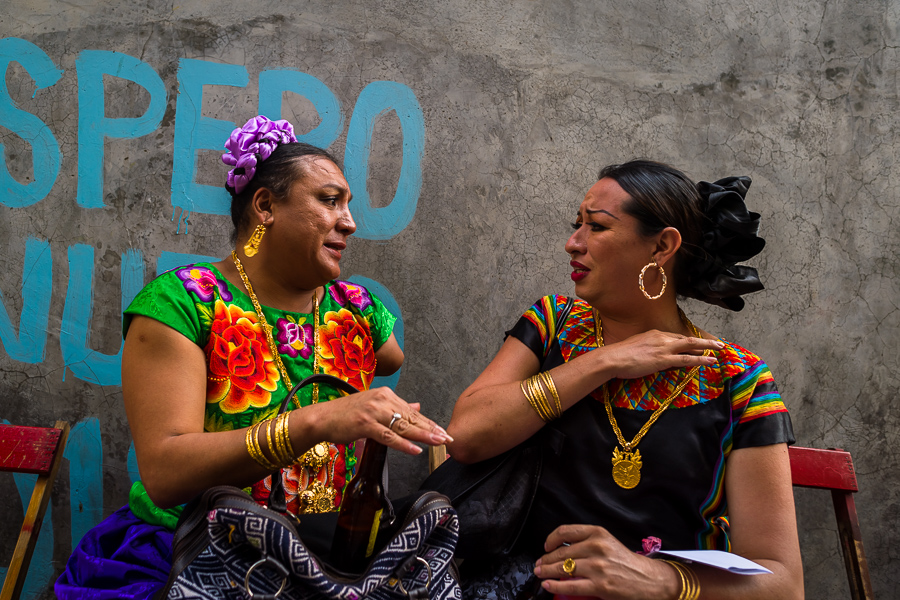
(650, 550, 773, 575)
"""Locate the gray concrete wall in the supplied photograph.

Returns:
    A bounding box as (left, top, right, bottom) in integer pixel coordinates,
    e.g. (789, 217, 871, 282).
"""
(1, 1, 897, 597)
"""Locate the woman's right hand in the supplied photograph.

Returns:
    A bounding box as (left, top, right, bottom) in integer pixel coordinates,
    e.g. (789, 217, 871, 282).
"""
(301, 387, 452, 456)
(599, 329, 722, 381)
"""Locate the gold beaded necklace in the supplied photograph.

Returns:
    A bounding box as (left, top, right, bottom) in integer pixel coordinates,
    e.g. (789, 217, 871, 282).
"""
(231, 251, 336, 512)
(594, 308, 710, 490)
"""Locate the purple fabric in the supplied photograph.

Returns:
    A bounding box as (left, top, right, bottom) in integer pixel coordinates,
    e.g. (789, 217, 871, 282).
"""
(55, 505, 173, 600)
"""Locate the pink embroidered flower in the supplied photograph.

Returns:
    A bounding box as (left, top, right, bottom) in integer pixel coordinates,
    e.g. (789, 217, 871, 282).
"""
(177, 266, 232, 302)
(275, 317, 314, 359)
(329, 281, 373, 311)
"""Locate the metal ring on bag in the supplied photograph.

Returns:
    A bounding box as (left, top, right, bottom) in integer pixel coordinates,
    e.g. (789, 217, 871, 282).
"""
(244, 556, 288, 599)
(395, 556, 433, 598)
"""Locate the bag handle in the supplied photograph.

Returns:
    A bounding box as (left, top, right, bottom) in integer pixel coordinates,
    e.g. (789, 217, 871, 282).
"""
(554, 296, 574, 340)
(268, 374, 360, 513)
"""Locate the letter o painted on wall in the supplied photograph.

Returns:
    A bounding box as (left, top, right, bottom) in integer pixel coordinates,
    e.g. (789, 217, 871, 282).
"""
(343, 81, 425, 241)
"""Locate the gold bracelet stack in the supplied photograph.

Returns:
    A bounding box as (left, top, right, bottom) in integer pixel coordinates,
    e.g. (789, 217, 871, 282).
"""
(661, 560, 700, 600)
(521, 372, 562, 422)
(245, 414, 298, 470)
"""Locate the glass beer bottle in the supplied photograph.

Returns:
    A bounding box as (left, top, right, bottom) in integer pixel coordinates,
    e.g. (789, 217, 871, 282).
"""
(330, 439, 388, 572)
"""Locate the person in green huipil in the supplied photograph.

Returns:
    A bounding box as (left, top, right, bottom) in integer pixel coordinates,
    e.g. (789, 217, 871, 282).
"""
(56, 116, 452, 599)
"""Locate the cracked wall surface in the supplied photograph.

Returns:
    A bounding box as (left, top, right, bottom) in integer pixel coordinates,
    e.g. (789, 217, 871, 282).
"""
(1, 1, 899, 597)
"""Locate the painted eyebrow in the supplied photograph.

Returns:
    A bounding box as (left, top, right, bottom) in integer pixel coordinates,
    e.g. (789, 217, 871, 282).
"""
(586, 209, 620, 220)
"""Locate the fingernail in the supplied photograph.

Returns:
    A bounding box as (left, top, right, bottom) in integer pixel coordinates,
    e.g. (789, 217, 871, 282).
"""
(412, 445, 423, 454)
(715, 341, 725, 348)
(535, 558, 542, 567)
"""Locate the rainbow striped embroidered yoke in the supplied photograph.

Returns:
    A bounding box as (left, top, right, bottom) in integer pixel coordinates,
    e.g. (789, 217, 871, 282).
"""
(506, 295, 795, 555)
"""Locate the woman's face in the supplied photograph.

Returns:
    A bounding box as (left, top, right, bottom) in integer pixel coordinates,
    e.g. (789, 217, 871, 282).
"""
(267, 157, 356, 287)
(564, 177, 659, 309)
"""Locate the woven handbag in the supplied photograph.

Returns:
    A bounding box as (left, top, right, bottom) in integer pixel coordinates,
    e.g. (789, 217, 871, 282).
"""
(158, 375, 461, 600)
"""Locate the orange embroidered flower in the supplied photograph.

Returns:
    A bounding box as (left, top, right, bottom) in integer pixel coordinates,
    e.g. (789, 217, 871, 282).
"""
(205, 300, 280, 414)
(317, 308, 376, 391)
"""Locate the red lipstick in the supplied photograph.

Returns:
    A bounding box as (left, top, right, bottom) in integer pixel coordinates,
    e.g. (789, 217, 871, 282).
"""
(570, 261, 589, 282)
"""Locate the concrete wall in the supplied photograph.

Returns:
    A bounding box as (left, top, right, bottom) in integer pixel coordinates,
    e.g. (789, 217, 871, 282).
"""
(1, 1, 897, 597)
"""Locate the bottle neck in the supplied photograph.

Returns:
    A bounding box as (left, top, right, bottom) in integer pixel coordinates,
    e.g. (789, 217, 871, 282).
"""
(356, 439, 388, 480)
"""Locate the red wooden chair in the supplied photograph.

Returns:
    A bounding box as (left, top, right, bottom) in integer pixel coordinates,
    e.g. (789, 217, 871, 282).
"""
(0, 421, 69, 600)
(789, 446, 874, 600)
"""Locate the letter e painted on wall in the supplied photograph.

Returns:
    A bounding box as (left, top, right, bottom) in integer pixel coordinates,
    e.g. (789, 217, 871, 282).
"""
(171, 59, 248, 216)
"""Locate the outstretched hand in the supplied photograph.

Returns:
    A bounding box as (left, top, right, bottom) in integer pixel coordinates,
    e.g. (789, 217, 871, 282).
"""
(534, 525, 678, 600)
(602, 330, 723, 381)
(305, 387, 453, 456)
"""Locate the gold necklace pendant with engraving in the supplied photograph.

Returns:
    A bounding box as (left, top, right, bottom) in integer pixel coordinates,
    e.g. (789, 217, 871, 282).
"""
(299, 480, 338, 513)
(611, 447, 642, 489)
(595, 307, 708, 490)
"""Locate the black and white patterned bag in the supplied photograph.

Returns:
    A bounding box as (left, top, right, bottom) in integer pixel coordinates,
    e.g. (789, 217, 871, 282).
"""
(159, 485, 460, 600)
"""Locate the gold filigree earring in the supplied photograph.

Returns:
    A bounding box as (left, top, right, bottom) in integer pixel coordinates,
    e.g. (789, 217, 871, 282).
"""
(243, 224, 266, 257)
(639, 257, 667, 300)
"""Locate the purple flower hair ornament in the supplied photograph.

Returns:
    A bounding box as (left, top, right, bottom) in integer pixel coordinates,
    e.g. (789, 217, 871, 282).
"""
(222, 115, 297, 194)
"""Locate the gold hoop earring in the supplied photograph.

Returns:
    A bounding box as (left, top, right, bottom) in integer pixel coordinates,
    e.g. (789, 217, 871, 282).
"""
(639, 258, 667, 300)
(243, 224, 266, 257)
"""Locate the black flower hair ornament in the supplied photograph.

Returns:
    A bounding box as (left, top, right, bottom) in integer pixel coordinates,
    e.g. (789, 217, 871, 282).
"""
(685, 176, 766, 311)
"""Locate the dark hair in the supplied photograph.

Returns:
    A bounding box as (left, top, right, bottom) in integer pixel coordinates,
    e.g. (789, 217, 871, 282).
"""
(226, 142, 341, 238)
(598, 160, 704, 298)
(598, 159, 766, 310)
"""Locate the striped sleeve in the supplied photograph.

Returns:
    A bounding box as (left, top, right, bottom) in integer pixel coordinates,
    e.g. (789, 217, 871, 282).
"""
(505, 295, 564, 360)
(731, 359, 796, 448)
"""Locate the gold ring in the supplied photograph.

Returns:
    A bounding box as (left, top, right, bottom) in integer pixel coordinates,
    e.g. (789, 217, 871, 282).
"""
(562, 557, 576, 576)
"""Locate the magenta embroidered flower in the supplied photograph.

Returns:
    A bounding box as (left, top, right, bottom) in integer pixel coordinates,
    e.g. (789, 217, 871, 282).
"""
(222, 115, 297, 193)
(275, 317, 314, 359)
(177, 266, 232, 302)
(329, 281, 373, 311)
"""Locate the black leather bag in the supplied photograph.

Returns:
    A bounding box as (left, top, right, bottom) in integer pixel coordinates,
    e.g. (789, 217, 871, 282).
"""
(419, 298, 574, 560)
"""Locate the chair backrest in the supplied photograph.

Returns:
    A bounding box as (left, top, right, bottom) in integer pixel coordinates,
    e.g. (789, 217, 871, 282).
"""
(788, 446, 874, 600)
(0, 421, 69, 600)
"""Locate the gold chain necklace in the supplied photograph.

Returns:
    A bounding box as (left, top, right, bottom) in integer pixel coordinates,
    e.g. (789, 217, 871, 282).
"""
(594, 308, 709, 490)
(231, 251, 335, 512)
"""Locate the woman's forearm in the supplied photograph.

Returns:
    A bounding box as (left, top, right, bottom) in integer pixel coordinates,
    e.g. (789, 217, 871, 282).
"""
(447, 339, 618, 463)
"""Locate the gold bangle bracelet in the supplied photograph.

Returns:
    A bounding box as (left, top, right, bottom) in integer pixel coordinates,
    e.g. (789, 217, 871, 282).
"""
(531, 375, 555, 421)
(661, 560, 699, 600)
(539, 371, 562, 419)
(276, 413, 294, 465)
(281, 412, 295, 459)
(662, 560, 687, 600)
(246, 422, 278, 470)
(521, 379, 549, 422)
(528, 375, 552, 421)
(264, 417, 280, 467)
(272, 415, 288, 466)
(254, 421, 279, 470)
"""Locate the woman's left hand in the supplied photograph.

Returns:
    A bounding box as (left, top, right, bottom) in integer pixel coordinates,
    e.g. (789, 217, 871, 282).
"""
(534, 525, 679, 600)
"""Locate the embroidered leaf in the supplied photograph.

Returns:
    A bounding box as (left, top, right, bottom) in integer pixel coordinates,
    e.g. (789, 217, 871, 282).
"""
(197, 303, 214, 329)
